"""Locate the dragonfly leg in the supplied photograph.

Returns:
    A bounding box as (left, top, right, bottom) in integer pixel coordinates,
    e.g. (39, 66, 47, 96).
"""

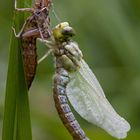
(38, 49, 53, 64)
(12, 27, 40, 38)
(12, 19, 28, 38)
(12, 27, 20, 37)
(38, 38, 54, 48)
(12, 14, 40, 38)
(12, 21, 26, 38)
(14, 0, 33, 12)
(21, 29, 40, 38)
(12, 0, 34, 38)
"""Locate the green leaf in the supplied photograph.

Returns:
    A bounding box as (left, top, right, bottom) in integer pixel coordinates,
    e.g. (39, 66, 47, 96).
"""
(2, 0, 32, 140)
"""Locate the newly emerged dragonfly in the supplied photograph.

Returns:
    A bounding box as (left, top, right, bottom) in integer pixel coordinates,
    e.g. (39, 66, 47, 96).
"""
(13, 0, 52, 88)
(40, 22, 130, 140)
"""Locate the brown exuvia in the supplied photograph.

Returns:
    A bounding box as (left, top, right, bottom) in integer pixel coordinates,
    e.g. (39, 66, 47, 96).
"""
(13, 0, 52, 88)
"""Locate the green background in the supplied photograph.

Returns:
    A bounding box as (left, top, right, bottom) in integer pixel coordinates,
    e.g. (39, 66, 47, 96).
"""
(0, 0, 140, 139)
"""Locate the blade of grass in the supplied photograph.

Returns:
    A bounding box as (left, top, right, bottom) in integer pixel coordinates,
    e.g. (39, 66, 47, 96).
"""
(2, 19, 19, 140)
(16, 39, 32, 140)
(2, 0, 32, 140)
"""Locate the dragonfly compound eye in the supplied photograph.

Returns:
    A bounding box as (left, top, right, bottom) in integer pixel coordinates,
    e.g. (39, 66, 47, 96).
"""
(62, 26, 75, 37)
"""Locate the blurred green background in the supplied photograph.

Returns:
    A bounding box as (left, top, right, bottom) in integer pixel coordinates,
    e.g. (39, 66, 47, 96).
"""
(0, 0, 140, 140)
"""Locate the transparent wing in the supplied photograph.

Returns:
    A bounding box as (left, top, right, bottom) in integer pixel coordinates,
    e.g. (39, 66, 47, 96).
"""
(66, 59, 130, 139)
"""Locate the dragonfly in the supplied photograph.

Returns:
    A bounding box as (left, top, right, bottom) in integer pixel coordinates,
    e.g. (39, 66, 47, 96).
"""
(13, 0, 52, 88)
(39, 22, 131, 140)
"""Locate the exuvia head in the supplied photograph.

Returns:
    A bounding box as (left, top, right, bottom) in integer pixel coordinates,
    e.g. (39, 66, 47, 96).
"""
(34, 7, 49, 17)
(52, 22, 75, 42)
(34, 0, 52, 9)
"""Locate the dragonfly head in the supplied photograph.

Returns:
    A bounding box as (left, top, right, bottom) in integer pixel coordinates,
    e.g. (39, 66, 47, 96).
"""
(53, 22, 75, 42)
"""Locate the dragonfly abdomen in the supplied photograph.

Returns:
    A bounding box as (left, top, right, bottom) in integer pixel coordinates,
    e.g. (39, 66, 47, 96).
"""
(53, 67, 89, 140)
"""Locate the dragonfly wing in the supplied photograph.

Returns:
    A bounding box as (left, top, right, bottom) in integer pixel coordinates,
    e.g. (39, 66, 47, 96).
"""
(66, 59, 130, 139)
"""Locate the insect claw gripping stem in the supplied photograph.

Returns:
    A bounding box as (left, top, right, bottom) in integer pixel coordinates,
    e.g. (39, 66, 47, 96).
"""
(14, 0, 33, 12)
(12, 27, 20, 38)
(15, 7, 33, 12)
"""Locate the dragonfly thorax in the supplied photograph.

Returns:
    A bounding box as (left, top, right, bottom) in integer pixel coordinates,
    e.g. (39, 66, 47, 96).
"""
(54, 40, 83, 72)
(55, 54, 78, 72)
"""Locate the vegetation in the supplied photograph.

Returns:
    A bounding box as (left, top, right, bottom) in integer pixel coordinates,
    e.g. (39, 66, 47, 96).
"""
(0, 0, 140, 139)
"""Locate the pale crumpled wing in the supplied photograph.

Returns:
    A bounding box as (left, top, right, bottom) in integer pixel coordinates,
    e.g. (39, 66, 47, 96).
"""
(66, 59, 130, 139)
